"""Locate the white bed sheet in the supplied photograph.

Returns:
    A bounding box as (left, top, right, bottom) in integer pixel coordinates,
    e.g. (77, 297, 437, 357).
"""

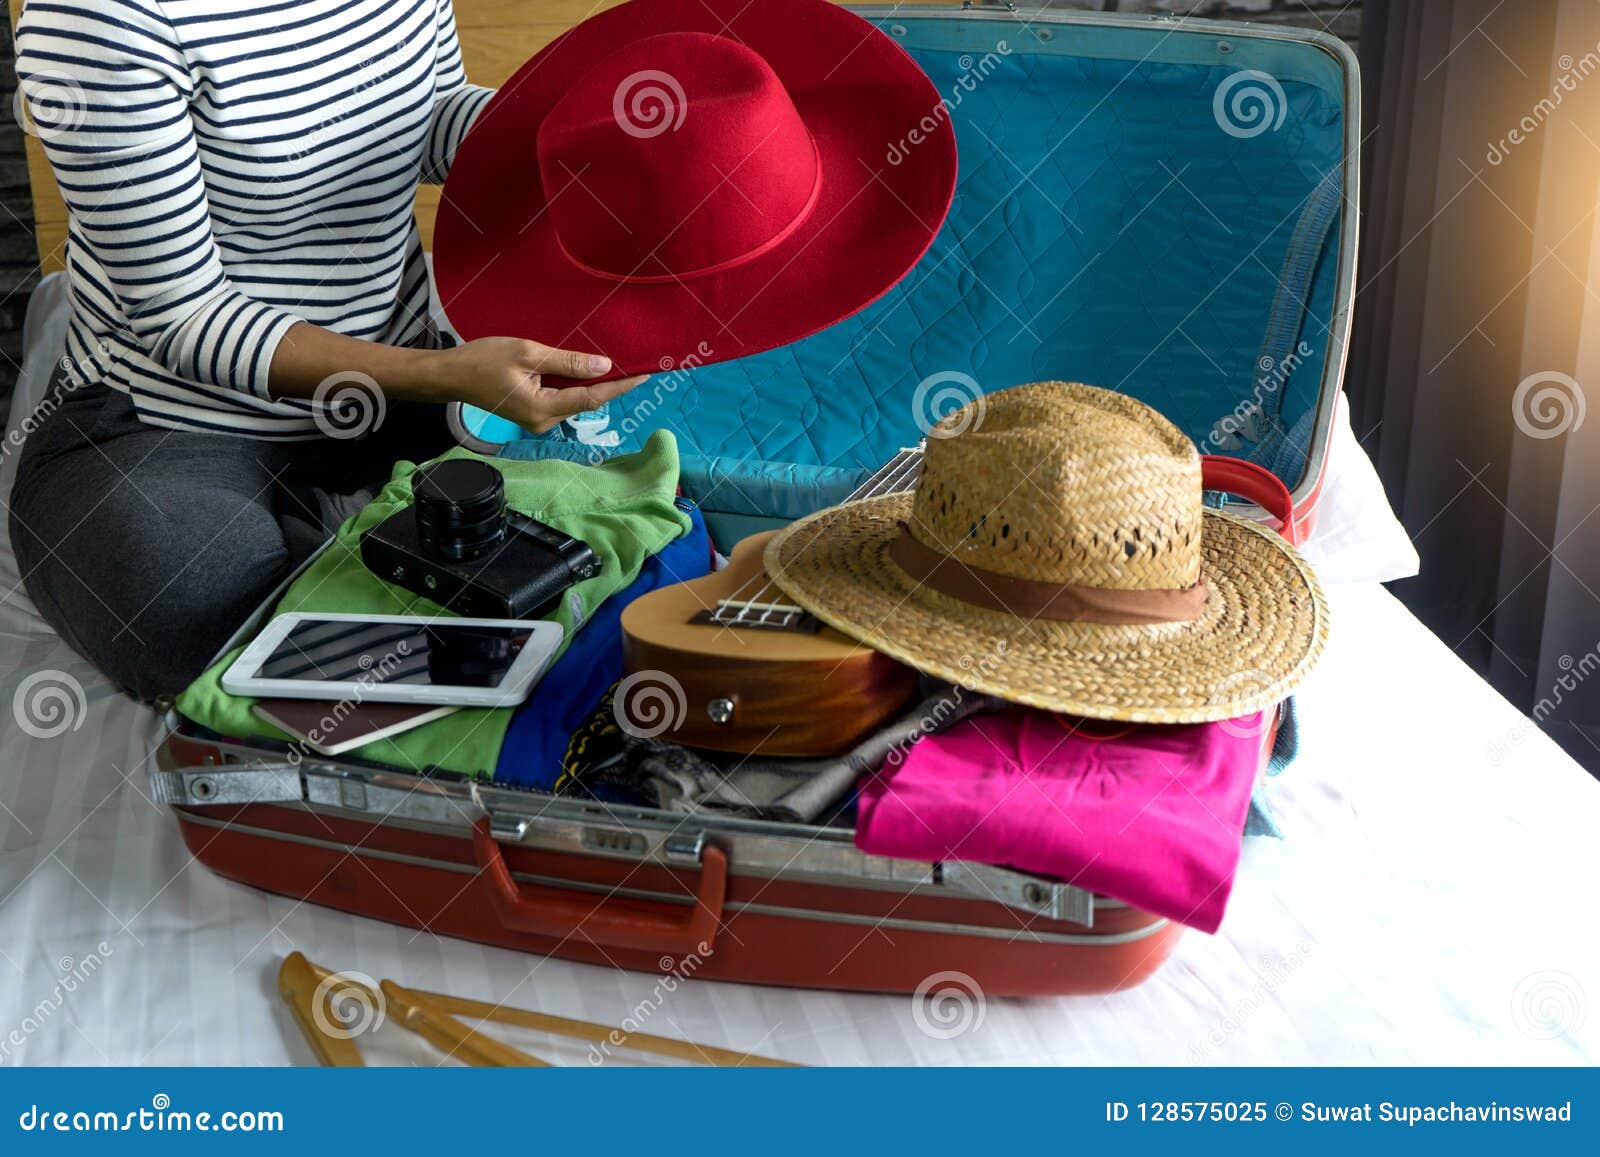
(2, 579, 1597, 1066)
(0, 275, 1589, 1066)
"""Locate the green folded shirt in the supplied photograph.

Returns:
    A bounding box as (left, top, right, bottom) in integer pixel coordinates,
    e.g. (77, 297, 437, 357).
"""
(175, 431, 691, 778)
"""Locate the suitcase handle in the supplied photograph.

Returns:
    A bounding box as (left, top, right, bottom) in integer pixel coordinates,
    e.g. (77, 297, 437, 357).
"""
(1200, 455, 1300, 547)
(470, 819, 727, 956)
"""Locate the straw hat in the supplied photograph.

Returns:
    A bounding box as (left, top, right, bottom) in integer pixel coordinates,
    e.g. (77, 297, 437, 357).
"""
(764, 382, 1329, 723)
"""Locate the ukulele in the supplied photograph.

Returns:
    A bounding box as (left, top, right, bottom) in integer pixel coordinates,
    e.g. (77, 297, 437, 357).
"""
(620, 447, 924, 757)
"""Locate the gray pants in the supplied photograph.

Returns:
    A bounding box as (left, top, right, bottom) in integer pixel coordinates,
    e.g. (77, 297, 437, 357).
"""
(7, 382, 454, 701)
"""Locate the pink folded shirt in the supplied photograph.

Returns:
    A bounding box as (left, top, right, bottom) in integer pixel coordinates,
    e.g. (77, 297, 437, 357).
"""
(854, 710, 1266, 932)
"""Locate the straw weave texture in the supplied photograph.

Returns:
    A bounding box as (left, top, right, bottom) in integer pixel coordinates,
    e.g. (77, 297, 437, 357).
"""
(765, 382, 1329, 723)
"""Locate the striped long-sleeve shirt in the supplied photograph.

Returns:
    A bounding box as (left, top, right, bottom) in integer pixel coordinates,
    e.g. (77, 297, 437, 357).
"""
(16, 0, 495, 438)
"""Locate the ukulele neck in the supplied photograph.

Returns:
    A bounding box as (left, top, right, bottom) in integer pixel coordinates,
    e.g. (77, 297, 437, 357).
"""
(704, 445, 925, 635)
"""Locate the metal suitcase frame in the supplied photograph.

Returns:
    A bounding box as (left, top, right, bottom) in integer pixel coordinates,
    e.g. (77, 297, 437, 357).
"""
(153, 3, 1350, 996)
(151, 533, 1278, 995)
(152, 729, 1192, 996)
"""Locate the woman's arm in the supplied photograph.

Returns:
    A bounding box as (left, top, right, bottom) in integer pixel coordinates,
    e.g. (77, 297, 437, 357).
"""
(384, 2, 650, 429)
(419, 0, 496, 185)
(269, 324, 648, 435)
(16, 2, 304, 402)
(19, 1, 643, 435)
(274, 2, 645, 432)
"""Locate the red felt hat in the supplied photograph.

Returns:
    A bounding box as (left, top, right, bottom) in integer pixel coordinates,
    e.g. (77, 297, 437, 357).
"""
(433, 0, 957, 379)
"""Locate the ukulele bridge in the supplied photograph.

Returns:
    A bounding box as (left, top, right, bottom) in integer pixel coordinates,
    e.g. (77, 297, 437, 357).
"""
(692, 600, 823, 634)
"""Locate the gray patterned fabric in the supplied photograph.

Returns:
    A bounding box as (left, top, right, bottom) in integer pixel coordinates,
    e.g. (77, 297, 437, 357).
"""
(562, 683, 995, 823)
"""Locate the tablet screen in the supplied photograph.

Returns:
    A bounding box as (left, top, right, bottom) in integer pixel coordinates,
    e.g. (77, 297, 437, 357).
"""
(253, 618, 532, 689)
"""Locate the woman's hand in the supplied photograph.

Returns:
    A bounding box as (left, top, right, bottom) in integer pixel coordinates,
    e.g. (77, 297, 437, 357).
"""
(269, 323, 648, 435)
(431, 337, 648, 434)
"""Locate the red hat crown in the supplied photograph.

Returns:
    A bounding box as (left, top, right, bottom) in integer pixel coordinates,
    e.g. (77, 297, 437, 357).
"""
(535, 31, 822, 284)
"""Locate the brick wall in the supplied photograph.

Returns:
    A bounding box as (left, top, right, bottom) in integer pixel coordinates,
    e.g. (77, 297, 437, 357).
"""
(0, 0, 1358, 417)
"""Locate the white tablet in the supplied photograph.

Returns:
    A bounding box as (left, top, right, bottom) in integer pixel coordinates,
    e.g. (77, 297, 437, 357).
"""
(221, 612, 564, 709)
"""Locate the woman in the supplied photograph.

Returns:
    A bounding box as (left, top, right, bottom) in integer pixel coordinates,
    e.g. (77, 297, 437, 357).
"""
(11, 0, 644, 700)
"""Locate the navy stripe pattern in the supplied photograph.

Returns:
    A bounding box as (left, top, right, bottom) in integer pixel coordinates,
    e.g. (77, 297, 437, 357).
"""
(16, 0, 494, 438)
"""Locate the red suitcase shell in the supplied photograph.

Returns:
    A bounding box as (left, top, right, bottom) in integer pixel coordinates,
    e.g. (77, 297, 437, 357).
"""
(151, 453, 1294, 997)
(154, 717, 1275, 997)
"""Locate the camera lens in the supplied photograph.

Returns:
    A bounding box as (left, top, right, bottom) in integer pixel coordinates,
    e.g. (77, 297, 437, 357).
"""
(412, 459, 508, 562)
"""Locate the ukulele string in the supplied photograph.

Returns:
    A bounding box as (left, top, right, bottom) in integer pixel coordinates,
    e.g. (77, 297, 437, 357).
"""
(713, 454, 910, 620)
(726, 448, 924, 626)
(730, 451, 916, 623)
(732, 449, 925, 621)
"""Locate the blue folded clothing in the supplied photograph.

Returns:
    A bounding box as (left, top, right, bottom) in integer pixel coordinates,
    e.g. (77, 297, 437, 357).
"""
(494, 500, 712, 788)
(1244, 697, 1299, 839)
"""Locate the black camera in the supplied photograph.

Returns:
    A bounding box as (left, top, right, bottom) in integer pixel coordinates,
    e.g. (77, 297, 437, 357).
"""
(359, 458, 599, 619)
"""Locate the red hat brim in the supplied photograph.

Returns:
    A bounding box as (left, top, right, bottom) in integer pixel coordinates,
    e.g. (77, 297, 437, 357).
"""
(434, 0, 957, 380)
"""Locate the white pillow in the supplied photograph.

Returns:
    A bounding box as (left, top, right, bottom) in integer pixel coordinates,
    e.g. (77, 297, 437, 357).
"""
(1295, 393, 1420, 586)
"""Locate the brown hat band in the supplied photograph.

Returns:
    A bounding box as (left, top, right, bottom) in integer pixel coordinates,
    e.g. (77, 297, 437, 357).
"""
(888, 523, 1209, 625)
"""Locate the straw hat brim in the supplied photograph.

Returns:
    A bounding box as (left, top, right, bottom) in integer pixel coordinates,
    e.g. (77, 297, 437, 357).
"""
(764, 495, 1330, 724)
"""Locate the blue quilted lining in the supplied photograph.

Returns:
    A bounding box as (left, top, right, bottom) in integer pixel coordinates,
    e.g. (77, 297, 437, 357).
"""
(463, 17, 1347, 539)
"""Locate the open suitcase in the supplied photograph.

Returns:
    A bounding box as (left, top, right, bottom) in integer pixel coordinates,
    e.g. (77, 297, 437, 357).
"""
(152, 4, 1357, 997)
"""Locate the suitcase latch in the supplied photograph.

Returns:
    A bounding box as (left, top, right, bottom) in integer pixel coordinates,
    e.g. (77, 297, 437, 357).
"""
(662, 831, 706, 867)
(484, 809, 708, 870)
(488, 815, 529, 842)
(148, 764, 304, 807)
(939, 862, 1095, 927)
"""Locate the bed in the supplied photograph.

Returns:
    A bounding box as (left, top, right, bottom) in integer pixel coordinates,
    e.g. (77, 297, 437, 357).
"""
(3, 0, 1598, 1067)
(3, 274, 1597, 1067)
